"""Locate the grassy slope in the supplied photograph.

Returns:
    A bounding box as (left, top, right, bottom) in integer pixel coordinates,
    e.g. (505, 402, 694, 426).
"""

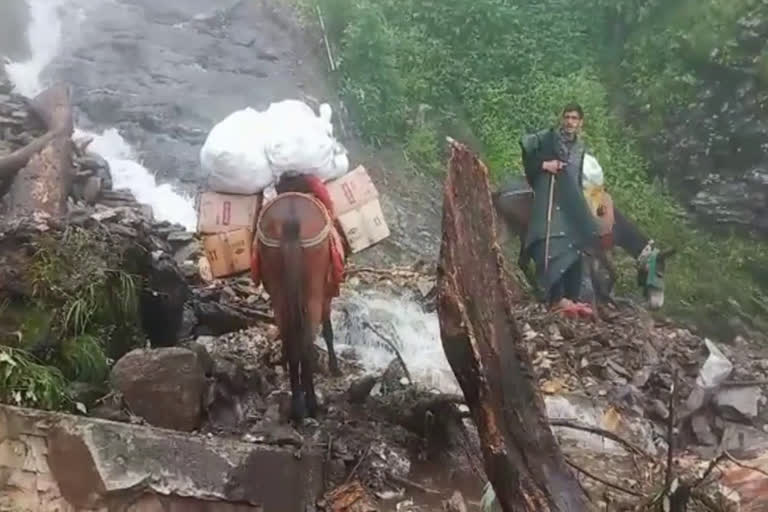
(303, 0, 768, 339)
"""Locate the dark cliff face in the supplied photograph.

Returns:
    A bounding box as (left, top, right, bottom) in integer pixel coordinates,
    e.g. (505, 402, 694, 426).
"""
(653, 73, 768, 236)
(629, 12, 768, 238)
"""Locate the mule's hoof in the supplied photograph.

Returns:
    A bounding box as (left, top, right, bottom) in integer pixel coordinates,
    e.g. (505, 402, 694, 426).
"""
(330, 365, 342, 378)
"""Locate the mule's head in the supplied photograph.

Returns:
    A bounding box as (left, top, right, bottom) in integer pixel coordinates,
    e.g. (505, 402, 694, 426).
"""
(636, 245, 677, 310)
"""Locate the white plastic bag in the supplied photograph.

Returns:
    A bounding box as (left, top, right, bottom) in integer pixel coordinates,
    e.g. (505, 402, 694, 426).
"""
(582, 153, 604, 188)
(265, 99, 349, 182)
(685, 338, 733, 414)
(200, 108, 273, 194)
(697, 338, 733, 389)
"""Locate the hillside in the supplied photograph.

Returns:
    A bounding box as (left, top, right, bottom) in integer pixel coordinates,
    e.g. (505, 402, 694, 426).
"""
(303, 0, 768, 341)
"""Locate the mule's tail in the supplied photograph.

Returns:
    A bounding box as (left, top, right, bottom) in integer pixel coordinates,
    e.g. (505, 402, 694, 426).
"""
(280, 215, 306, 343)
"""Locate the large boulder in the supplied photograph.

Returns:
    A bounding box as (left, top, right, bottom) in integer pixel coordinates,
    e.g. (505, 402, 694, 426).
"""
(110, 347, 206, 431)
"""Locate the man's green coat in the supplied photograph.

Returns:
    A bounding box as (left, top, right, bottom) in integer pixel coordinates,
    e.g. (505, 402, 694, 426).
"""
(520, 128, 599, 296)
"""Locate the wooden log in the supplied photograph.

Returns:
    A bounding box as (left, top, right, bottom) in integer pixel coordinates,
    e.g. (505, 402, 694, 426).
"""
(6, 83, 74, 217)
(436, 138, 588, 511)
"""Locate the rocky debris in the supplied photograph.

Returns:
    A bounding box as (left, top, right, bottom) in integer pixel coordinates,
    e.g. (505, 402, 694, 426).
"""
(511, 301, 768, 452)
(321, 481, 378, 512)
(0, 404, 324, 512)
(110, 347, 207, 431)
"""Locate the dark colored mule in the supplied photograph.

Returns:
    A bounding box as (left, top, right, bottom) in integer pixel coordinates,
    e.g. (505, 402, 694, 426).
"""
(252, 183, 340, 422)
(492, 177, 676, 309)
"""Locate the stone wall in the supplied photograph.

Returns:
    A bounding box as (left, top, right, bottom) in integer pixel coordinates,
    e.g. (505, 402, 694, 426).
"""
(0, 405, 324, 512)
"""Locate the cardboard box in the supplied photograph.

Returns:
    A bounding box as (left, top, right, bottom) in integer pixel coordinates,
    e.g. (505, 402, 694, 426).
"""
(197, 191, 262, 234)
(337, 198, 390, 253)
(201, 228, 253, 278)
(327, 165, 390, 253)
(326, 165, 380, 216)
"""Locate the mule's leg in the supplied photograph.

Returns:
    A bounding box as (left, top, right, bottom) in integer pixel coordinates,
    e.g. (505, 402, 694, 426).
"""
(322, 303, 340, 376)
(518, 231, 537, 289)
(286, 337, 305, 422)
(301, 329, 319, 418)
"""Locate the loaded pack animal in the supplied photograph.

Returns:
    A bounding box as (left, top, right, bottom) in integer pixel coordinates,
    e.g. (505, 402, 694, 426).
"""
(492, 177, 676, 309)
(250, 173, 346, 422)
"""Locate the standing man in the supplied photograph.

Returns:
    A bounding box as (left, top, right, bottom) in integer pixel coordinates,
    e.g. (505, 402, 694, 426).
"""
(520, 103, 600, 315)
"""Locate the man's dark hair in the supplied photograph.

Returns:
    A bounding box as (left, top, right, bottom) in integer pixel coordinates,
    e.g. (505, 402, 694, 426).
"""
(562, 103, 584, 119)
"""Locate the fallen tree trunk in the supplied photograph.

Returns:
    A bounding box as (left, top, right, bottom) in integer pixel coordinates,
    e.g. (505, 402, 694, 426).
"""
(5, 83, 74, 217)
(436, 138, 588, 511)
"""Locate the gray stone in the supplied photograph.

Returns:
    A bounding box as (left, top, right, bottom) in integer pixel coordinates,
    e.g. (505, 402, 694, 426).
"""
(167, 230, 194, 243)
(83, 176, 102, 205)
(715, 386, 763, 420)
(174, 239, 202, 265)
(0, 404, 324, 511)
(111, 347, 206, 431)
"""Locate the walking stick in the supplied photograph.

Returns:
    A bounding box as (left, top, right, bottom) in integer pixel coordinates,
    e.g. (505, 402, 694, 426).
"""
(544, 172, 556, 272)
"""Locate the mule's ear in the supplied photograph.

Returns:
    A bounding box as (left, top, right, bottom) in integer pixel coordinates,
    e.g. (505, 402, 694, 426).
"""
(659, 248, 677, 260)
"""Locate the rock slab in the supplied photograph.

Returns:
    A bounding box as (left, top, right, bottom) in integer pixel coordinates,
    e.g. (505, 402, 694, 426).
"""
(0, 404, 324, 511)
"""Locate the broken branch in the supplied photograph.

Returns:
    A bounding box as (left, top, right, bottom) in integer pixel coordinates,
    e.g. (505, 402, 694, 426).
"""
(565, 458, 645, 498)
(549, 419, 653, 460)
(362, 320, 412, 384)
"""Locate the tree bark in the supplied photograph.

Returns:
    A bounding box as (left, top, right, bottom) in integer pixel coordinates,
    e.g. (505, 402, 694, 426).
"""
(436, 138, 588, 511)
(5, 83, 74, 217)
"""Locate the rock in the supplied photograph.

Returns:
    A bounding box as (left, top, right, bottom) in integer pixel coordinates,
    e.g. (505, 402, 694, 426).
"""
(322, 481, 378, 512)
(443, 490, 469, 512)
(381, 356, 408, 394)
(174, 239, 202, 265)
(167, 230, 194, 243)
(691, 413, 719, 446)
(110, 347, 206, 431)
(0, 404, 324, 511)
(715, 386, 763, 421)
(140, 252, 190, 346)
(78, 154, 109, 172)
(193, 300, 254, 335)
(177, 302, 198, 340)
(182, 340, 214, 376)
(82, 176, 102, 204)
(348, 375, 379, 404)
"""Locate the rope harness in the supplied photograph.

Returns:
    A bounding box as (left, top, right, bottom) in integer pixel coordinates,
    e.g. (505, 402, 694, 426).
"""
(256, 192, 332, 249)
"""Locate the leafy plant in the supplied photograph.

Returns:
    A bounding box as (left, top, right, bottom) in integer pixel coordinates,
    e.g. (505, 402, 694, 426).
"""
(0, 347, 70, 410)
(0, 226, 143, 411)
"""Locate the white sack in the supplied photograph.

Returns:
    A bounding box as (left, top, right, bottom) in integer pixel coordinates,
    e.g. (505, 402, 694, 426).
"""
(265, 99, 349, 182)
(582, 153, 604, 188)
(200, 107, 273, 195)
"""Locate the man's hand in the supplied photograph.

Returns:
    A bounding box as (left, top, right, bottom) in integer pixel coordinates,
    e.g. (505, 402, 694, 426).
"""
(542, 160, 564, 174)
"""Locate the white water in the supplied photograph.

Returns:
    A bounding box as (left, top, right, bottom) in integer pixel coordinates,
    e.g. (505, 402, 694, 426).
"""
(4, 0, 198, 231)
(332, 289, 460, 394)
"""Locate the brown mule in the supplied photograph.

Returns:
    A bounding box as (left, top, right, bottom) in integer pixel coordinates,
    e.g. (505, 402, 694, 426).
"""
(252, 188, 341, 421)
(492, 177, 676, 310)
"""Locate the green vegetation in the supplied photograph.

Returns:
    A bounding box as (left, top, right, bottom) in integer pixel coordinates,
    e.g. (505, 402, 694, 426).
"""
(0, 226, 142, 411)
(303, 0, 768, 337)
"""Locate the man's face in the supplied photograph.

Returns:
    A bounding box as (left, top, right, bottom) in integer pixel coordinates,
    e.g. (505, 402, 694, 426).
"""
(561, 110, 583, 135)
